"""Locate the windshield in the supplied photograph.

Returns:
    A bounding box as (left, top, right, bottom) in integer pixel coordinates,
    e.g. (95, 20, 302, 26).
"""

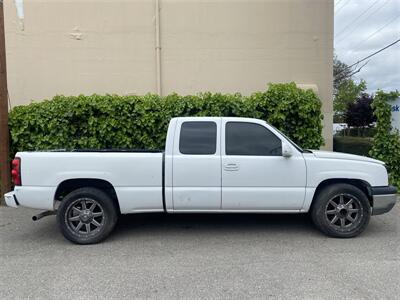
(268, 124, 304, 153)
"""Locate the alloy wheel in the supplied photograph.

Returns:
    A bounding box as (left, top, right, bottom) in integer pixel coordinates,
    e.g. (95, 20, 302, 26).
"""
(65, 198, 105, 235)
(324, 193, 363, 231)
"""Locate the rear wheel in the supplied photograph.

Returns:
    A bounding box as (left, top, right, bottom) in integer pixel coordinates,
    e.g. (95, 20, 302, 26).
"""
(311, 183, 371, 238)
(57, 187, 118, 244)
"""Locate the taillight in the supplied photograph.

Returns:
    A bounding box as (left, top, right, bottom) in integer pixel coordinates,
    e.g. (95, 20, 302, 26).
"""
(11, 157, 21, 186)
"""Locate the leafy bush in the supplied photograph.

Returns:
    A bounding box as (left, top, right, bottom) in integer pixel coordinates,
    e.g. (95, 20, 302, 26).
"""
(333, 136, 373, 157)
(369, 90, 400, 189)
(9, 83, 324, 156)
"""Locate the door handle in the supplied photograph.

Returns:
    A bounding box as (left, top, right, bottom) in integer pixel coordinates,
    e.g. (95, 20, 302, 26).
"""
(224, 163, 239, 171)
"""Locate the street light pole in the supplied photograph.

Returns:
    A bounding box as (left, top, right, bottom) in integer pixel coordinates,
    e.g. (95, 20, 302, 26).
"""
(0, 0, 11, 204)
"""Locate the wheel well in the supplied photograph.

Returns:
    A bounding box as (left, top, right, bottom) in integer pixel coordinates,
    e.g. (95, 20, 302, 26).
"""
(54, 179, 121, 214)
(311, 179, 373, 208)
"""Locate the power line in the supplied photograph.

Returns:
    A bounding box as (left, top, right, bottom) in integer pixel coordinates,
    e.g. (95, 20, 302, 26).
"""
(335, 0, 391, 45)
(335, 0, 345, 11)
(353, 14, 400, 50)
(335, 38, 400, 78)
(348, 60, 370, 77)
(335, 0, 380, 38)
(335, 0, 351, 15)
(348, 38, 400, 69)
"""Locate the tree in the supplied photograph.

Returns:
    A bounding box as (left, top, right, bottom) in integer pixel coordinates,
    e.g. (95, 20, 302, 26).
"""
(333, 54, 353, 95)
(334, 79, 367, 123)
(333, 54, 367, 122)
(333, 54, 371, 124)
(345, 94, 376, 136)
(333, 54, 369, 96)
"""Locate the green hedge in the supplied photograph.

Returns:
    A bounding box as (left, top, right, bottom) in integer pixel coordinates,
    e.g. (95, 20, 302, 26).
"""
(9, 83, 324, 155)
(333, 136, 373, 157)
(370, 90, 400, 189)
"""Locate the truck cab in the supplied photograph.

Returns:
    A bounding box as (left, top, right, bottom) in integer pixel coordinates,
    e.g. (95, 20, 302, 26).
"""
(165, 117, 307, 212)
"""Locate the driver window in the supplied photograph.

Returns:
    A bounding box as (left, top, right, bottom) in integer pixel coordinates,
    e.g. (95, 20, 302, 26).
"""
(225, 122, 282, 156)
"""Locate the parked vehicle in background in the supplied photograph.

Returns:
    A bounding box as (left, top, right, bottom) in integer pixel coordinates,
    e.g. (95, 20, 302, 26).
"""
(4, 117, 397, 244)
(333, 123, 347, 135)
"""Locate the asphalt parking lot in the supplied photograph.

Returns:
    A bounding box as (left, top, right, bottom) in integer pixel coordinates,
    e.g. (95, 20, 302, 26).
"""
(1, 199, 399, 299)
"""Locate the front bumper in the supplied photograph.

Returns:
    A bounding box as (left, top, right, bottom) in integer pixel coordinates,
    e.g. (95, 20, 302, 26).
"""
(4, 191, 19, 208)
(371, 186, 397, 215)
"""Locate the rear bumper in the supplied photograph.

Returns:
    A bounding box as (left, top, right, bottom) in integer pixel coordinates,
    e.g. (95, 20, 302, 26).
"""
(371, 186, 397, 215)
(4, 191, 19, 208)
(3, 186, 56, 210)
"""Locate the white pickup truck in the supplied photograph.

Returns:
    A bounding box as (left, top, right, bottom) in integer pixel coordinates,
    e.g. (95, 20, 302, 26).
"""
(4, 117, 397, 244)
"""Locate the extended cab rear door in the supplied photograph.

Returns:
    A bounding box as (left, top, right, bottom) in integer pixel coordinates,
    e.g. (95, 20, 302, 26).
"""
(172, 117, 222, 210)
(221, 118, 306, 210)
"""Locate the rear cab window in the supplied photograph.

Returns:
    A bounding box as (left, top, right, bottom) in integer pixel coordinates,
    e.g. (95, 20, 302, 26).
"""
(179, 121, 217, 155)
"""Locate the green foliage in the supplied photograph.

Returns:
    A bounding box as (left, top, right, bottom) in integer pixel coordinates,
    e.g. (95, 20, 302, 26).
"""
(334, 79, 366, 122)
(249, 83, 324, 147)
(333, 136, 373, 157)
(345, 93, 376, 128)
(369, 90, 400, 188)
(9, 83, 324, 156)
(333, 54, 353, 95)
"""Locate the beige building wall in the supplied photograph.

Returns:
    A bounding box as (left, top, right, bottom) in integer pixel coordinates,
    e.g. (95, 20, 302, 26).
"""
(4, 0, 333, 149)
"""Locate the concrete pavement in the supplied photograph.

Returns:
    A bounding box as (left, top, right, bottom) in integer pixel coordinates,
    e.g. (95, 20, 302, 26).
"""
(0, 199, 399, 299)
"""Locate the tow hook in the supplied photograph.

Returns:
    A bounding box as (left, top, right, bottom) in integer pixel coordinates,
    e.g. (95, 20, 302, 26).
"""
(32, 210, 56, 221)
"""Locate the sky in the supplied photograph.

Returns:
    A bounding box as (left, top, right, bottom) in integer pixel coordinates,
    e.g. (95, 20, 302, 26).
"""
(334, 0, 400, 93)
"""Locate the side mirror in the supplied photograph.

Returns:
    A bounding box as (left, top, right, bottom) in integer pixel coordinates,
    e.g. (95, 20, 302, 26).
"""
(282, 142, 293, 158)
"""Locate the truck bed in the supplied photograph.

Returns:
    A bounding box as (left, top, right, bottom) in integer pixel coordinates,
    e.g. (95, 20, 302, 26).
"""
(15, 151, 165, 213)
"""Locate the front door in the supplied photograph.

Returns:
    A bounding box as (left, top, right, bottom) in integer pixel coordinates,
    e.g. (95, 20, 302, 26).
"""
(221, 119, 306, 210)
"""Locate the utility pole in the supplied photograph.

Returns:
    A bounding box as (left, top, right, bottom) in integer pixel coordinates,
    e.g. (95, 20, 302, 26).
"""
(0, 0, 11, 204)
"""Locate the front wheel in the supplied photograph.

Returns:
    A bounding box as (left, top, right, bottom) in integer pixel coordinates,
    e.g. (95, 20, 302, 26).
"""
(311, 183, 371, 238)
(57, 187, 118, 244)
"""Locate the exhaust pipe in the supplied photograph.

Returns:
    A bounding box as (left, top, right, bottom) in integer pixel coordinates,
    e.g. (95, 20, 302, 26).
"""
(32, 210, 56, 221)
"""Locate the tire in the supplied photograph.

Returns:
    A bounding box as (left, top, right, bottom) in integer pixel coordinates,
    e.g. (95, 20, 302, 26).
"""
(56, 187, 118, 244)
(311, 183, 371, 238)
